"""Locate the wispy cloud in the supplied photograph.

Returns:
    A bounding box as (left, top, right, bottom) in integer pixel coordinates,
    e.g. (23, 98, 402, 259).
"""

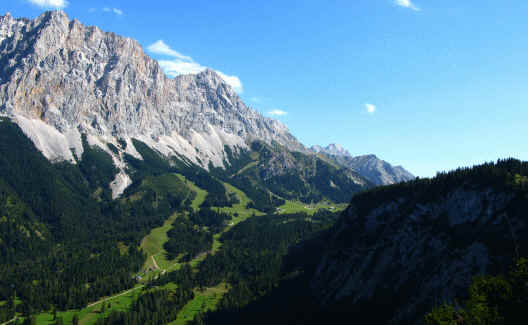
(101, 7, 123, 15)
(158, 60, 206, 76)
(365, 103, 376, 114)
(216, 71, 243, 94)
(394, 0, 420, 11)
(88, 8, 96, 13)
(26, 0, 68, 9)
(148, 40, 243, 93)
(147, 40, 193, 61)
(250, 97, 262, 103)
(268, 109, 288, 116)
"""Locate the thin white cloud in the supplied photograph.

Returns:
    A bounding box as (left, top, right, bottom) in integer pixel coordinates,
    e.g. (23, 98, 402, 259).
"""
(93, 7, 123, 15)
(102, 7, 123, 15)
(26, 0, 68, 8)
(394, 0, 420, 11)
(216, 71, 243, 94)
(147, 40, 193, 61)
(268, 109, 288, 116)
(148, 40, 244, 93)
(365, 103, 376, 114)
(250, 97, 262, 103)
(158, 60, 206, 76)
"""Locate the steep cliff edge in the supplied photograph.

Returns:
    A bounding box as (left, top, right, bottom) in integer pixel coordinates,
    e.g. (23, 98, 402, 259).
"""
(311, 159, 528, 324)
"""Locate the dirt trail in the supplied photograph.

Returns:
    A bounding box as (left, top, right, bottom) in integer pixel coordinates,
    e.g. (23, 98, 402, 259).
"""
(151, 255, 160, 270)
(86, 285, 144, 308)
(0, 317, 16, 325)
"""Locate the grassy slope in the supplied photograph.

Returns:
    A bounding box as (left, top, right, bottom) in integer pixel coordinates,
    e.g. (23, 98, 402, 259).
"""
(30, 285, 142, 325)
(278, 200, 348, 215)
(175, 174, 207, 210)
(170, 283, 229, 325)
(139, 174, 207, 273)
(140, 212, 179, 271)
(172, 181, 265, 323)
(31, 173, 342, 325)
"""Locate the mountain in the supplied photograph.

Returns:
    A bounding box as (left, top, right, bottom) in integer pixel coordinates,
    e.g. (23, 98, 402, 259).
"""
(310, 159, 528, 324)
(213, 141, 371, 212)
(0, 10, 308, 198)
(0, 11, 380, 207)
(310, 143, 351, 157)
(0, 10, 431, 324)
(310, 144, 415, 185)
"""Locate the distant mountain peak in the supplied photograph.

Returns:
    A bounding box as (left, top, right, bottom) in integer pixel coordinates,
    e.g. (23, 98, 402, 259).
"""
(310, 143, 351, 157)
(325, 143, 351, 157)
(309, 144, 414, 185)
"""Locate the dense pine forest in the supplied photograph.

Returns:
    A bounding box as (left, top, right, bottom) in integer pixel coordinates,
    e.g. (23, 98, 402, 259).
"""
(2, 113, 528, 325)
(0, 119, 203, 314)
(94, 210, 339, 325)
(0, 119, 199, 318)
(425, 258, 528, 324)
(0, 118, 344, 324)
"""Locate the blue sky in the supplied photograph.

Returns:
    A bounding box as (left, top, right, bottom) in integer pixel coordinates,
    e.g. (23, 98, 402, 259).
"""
(4, 0, 528, 177)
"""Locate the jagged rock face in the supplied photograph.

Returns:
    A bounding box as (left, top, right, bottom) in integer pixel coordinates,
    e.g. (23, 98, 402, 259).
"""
(0, 11, 304, 196)
(310, 144, 414, 185)
(344, 154, 415, 186)
(311, 186, 527, 324)
(311, 143, 351, 157)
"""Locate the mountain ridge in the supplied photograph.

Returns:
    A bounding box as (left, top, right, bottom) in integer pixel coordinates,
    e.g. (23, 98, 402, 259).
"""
(310, 159, 528, 324)
(0, 10, 306, 197)
(310, 143, 415, 185)
(0, 10, 415, 199)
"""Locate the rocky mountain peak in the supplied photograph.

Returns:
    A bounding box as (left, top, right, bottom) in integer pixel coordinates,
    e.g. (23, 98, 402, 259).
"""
(325, 143, 351, 157)
(309, 144, 413, 185)
(0, 10, 305, 198)
(310, 143, 351, 157)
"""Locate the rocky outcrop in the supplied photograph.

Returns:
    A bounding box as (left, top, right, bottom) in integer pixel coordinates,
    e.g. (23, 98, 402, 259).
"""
(311, 165, 528, 324)
(310, 144, 414, 185)
(0, 11, 304, 197)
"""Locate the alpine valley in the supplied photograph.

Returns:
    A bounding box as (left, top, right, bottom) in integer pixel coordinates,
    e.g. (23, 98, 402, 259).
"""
(0, 10, 525, 325)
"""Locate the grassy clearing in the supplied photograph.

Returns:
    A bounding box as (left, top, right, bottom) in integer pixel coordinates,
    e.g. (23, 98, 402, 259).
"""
(277, 200, 347, 215)
(139, 173, 210, 277)
(29, 175, 343, 325)
(170, 283, 229, 325)
(31, 285, 142, 325)
(175, 174, 207, 210)
(140, 212, 179, 271)
(214, 183, 264, 219)
(208, 182, 264, 253)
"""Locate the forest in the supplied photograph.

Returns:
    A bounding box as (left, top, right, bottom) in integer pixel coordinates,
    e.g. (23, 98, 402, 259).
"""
(97, 209, 340, 325)
(425, 257, 528, 324)
(0, 120, 193, 312)
(3, 113, 527, 325)
(0, 118, 345, 325)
